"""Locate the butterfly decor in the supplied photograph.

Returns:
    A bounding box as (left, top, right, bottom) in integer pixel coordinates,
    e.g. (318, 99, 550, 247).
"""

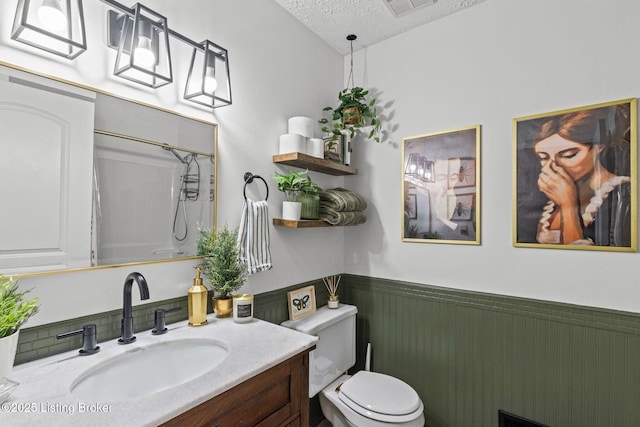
(287, 285, 316, 320)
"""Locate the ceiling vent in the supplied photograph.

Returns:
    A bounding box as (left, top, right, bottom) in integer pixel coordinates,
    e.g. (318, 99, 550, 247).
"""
(382, 0, 436, 17)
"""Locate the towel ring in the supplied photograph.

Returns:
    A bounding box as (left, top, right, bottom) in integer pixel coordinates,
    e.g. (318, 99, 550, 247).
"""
(243, 172, 269, 201)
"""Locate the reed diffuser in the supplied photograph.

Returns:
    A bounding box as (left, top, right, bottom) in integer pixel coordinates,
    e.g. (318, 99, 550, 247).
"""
(323, 275, 341, 309)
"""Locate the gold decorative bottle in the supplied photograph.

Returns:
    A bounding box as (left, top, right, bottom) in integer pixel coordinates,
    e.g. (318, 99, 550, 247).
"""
(188, 268, 208, 326)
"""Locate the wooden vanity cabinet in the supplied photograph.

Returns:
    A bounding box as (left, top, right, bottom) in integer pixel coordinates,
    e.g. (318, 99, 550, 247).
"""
(161, 348, 313, 427)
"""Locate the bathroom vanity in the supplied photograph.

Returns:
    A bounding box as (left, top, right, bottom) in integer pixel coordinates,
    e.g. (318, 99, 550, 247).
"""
(161, 349, 309, 426)
(0, 315, 317, 426)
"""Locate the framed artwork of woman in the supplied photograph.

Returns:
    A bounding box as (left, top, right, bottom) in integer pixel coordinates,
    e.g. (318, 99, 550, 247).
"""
(513, 99, 637, 251)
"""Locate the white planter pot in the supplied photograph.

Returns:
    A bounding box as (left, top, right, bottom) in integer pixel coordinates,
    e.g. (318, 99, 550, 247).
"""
(0, 331, 19, 379)
(282, 201, 302, 220)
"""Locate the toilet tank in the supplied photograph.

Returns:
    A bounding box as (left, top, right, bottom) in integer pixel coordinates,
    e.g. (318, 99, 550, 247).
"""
(282, 304, 357, 397)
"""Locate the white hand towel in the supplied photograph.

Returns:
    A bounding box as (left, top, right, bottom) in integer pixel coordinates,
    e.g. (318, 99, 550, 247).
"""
(238, 199, 272, 274)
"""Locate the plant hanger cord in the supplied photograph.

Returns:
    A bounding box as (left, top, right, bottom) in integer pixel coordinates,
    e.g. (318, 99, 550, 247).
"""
(347, 34, 356, 90)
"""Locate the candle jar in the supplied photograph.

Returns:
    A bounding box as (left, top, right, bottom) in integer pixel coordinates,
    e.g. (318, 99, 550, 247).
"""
(233, 294, 254, 323)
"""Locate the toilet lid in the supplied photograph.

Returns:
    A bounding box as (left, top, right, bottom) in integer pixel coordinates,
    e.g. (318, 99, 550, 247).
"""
(338, 371, 423, 421)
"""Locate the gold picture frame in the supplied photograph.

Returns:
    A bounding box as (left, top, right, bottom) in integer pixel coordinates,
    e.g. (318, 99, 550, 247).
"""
(402, 125, 481, 244)
(513, 98, 637, 251)
(287, 285, 317, 321)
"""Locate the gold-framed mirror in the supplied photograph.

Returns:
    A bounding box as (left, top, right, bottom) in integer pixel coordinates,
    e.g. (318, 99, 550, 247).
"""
(0, 61, 217, 277)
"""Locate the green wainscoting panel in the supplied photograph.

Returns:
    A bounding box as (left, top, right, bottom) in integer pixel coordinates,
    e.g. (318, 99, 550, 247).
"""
(340, 275, 640, 427)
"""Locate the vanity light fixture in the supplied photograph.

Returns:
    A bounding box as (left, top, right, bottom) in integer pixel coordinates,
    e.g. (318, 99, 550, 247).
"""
(11, 0, 87, 59)
(184, 39, 232, 109)
(109, 2, 173, 88)
(9, 0, 233, 108)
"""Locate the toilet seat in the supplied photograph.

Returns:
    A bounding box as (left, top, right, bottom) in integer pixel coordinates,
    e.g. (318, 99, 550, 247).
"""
(337, 371, 424, 423)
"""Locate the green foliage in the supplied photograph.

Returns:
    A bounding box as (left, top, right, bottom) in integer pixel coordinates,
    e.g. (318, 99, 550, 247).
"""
(0, 275, 39, 338)
(319, 87, 381, 143)
(272, 169, 309, 201)
(196, 225, 247, 297)
(299, 175, 323, 195)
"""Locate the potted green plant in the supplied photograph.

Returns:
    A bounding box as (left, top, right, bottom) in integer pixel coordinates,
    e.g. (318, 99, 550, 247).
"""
(272, 169, 309, 220)
(319, 86, 382, 146)
(297, 175, 323, 220)
(196, 224, 248, 318)
(0, 275, 39, 378)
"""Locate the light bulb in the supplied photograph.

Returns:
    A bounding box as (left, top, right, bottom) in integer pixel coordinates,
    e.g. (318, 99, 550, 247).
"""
(204, 66, 217, 93)
(38, 0, 67, 32)
(134, 36, 155, 67)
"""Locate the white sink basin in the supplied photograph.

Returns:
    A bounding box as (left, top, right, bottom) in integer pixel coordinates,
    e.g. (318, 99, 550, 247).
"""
(71, 339, 228, 401)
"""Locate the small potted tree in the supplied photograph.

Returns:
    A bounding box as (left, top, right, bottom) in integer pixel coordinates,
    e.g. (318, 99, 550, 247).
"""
(272, 169, 308, 220)
(196, 225, 248, 318)
(0, 275, 39, 378)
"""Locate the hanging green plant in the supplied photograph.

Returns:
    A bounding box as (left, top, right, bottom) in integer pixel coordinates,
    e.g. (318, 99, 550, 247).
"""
(318, 35, 382, 144)
(319, 87, 381, 143)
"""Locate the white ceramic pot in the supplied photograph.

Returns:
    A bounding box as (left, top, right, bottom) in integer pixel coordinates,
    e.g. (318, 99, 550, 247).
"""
(0, 331, 19, 379)
(282, 201, 302, 220)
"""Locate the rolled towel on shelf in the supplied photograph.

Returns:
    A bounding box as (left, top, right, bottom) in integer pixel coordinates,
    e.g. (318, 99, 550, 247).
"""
(318, 188, 367, 212)
(318, 188, 367, 226)
(320, 209, 367, 226)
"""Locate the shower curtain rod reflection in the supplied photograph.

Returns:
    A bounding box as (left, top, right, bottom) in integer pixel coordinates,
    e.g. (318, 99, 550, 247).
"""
(94, 130, 212, 157)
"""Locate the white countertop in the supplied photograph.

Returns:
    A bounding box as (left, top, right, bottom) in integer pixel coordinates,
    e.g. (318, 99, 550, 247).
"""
(0, 315, 317, 426)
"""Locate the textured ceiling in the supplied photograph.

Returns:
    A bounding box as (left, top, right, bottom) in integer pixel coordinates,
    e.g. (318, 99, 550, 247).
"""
(273, 0, 487, 55)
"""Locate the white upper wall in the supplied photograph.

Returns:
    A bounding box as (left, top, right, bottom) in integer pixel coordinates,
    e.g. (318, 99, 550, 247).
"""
(3, 0, 639, 326)
(344, 0, 640, 313)
(0, 0, 344, 326)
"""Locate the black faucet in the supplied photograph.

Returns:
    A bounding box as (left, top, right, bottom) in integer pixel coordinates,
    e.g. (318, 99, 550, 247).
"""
(118, 272, 150, 344)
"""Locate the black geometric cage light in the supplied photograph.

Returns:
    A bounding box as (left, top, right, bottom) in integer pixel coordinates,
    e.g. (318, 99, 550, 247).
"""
(184, 39, 232, 109)
(9, 0, 232, 109)
(11, 0, 87, 59)
(109, 2, 173, 88)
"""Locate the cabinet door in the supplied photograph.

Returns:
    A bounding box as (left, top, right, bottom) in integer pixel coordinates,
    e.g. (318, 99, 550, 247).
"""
(162, 352, 309, 427)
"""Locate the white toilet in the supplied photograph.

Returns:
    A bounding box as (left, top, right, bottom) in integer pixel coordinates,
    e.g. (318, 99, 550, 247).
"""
(282, 304, 425, 427)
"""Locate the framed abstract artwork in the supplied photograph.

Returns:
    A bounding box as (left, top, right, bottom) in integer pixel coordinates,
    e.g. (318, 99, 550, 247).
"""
(402, 125, 481, 244)
(513, 98, 637, 251)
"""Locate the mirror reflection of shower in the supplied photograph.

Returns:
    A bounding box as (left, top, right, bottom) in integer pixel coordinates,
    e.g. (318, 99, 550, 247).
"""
(162, 145, 200, 241)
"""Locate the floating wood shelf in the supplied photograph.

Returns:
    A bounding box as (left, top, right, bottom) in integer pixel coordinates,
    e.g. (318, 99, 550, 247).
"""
(273, 218, 331, 228)
(272, 152, 357, 176)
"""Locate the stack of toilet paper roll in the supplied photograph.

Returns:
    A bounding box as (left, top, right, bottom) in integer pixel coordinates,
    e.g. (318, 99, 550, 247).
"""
(279, 116, 324, 159)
